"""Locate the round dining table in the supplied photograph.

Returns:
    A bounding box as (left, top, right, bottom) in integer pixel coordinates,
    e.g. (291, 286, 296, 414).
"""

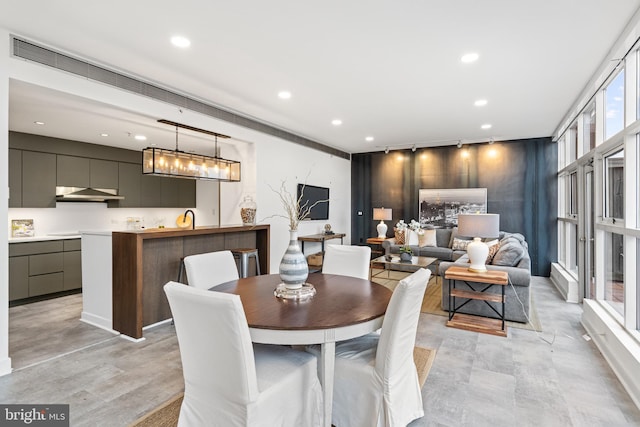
(213, 272, 392, 427)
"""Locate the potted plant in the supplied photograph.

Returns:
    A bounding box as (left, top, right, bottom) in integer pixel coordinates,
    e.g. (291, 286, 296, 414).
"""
(399, 245, 413, 262)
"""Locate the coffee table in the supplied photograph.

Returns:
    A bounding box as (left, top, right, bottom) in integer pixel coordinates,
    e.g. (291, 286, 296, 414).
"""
(370, 254, 437, 280)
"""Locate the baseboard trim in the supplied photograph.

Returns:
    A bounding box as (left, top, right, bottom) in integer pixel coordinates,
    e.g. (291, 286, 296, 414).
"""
(0, 357, 12, 377)
(582, 299, 640, 411)
(550, 263, 579, 303)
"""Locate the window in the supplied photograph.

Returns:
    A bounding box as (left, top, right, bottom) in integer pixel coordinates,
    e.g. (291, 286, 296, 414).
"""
(605, 69, 625, 140)
(569, 171, 578, 217)
(569, 123, 578, 162)
(604, 231, 624, 317)
(583, 104, 596, 153)
(604, 149, 624, 221)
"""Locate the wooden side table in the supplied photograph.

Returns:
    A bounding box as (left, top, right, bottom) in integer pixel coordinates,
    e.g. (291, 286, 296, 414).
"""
(444, 266, 509, 337)
(366, 237, 387, 258)
(298, 233, 346, 253)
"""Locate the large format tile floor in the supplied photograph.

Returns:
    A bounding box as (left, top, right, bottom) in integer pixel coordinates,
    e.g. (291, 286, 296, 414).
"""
(2, 277, 639, 426)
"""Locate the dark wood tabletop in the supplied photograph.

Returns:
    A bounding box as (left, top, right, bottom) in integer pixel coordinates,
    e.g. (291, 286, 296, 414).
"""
(213, 273, 392, 331)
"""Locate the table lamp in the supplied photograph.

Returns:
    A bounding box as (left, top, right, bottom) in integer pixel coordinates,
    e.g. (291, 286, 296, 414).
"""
(456, 213, 500, 272)
(373, 207, 392, 238)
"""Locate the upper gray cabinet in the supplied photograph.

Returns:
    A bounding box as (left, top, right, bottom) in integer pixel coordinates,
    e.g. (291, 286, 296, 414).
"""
(56, 155, 118, 189)
(22, 151, 56, 208)
(57, 155, 91, 187)
(9, 149, 22, 207)
(10, 132, 196, 208)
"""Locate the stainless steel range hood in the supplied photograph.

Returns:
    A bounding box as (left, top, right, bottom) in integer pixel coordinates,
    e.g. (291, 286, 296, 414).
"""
(56, 186, 124, 202)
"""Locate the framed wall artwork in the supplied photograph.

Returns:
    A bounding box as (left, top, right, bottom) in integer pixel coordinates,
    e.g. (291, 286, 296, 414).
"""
(418, 188, 487, 228)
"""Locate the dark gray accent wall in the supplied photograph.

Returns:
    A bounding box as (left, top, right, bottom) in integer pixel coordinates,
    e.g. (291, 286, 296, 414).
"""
(351, 137, 557, 276)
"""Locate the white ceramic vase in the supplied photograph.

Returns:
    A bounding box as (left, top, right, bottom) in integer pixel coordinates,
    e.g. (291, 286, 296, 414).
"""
(279, 230, 309, 289)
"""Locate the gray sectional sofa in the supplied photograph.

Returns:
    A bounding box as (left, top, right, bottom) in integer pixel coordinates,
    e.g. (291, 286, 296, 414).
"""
(381, 227, 467, 265)
(439, 232, 531, 323)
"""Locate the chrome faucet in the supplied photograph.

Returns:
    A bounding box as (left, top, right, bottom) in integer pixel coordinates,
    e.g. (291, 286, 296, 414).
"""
(182, 209, 195, 230)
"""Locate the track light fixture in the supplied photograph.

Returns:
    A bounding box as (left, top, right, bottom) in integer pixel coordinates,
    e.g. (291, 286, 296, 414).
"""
(411, 145, 416, 152)
(457, 141, 462, 149)
(384, 146, 389, 154)
(489, 137, 495, 145)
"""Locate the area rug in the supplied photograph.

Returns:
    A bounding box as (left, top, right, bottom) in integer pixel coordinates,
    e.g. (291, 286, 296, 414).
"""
(420, 281, 543, 332)
(129, 346, 437, 427)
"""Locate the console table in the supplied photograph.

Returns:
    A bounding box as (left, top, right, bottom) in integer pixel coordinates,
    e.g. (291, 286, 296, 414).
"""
(298, 233, 346, 253)
(445, 266, 508, 337)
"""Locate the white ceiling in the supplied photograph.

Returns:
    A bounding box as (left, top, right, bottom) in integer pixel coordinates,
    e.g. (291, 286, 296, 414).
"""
(2, 1, 640, 154)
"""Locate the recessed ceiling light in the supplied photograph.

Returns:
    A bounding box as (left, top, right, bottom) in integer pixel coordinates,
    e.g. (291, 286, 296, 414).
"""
(365, 136, 374, 142)
(474, 99, 488, 107)
(331, 119, 342, 126)
(100, 133, 109, 137)
(134, 134, 147, 141)
(34, 121, 44, 125)
(171, 36, 191, 48)
(481, 124, 492, 130)
(461, 52, 479, 63)
(278, 91, 292, 99)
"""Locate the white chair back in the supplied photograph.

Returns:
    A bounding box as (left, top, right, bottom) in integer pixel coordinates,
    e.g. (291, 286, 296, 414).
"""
(183, 250, 239, 289)
(376, 268, 430, 400)
(321, 244, 371, 279)
(164, 281, 259, 406)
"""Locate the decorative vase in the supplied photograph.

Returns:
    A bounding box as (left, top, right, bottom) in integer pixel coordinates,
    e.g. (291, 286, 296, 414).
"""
(279, 230, 309, 289)
(239, 195, 257, 226)
(400, 252, 412, 262)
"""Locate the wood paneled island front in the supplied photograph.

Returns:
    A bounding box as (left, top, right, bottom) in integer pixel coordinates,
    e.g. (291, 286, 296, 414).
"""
(112, 224, 270, 339)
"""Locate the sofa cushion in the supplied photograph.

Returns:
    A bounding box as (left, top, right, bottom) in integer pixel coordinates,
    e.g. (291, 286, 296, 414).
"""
(451, 237, 472, 251)
(491, 239, 526, 266)
(436, 228, 453, 248)
(416, 246, 454, 261)
(448, 227, 458, 248)
(419, 229, 437, 247)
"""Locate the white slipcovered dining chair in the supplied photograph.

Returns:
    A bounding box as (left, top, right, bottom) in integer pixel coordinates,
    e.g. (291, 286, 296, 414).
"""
(164, 281, 323, 427)
(308, 268, 430, 427)
(183, 250, 239, 289)
(321, 244, 371, 280)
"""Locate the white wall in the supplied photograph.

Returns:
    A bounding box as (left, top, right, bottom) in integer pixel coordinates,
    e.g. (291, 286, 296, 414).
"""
(0, 28, 11, 376)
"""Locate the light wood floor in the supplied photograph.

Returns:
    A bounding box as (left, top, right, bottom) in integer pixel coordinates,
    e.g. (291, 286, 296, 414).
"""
(2, 277, 639, 426)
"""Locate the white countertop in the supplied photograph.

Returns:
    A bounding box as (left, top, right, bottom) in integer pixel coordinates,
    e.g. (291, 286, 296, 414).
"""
(9, 234, 81, 243)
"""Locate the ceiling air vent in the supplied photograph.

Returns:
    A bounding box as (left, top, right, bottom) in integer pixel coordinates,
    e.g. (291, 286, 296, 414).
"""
(11, 36, 350, 160)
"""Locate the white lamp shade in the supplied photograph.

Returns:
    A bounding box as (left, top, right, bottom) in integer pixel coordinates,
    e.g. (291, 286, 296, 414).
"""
(457, 214, 499, 238)
(373, 208, 392, 221)
(457, 213, 500, 272)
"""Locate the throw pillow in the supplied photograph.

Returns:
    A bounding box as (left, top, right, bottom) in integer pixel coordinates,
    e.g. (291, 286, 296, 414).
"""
(394, 227, 405, 245)
(451, 237, 472, 251)
(448, 227, 458, 248)
(418, 229, 437, 247)
(486, 241, 500, 263)
(406, 229, 420, 246)
(491, 240, 526, 266)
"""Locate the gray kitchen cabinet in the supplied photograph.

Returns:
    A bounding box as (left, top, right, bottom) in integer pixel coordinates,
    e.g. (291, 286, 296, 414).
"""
(178, 178, 196, 207)
(9, 256, 29, 300)
(9, 149, 22, 207)
(161, 177, 179, 207)
(57, 155, 91, 187)
(8, 238, 82, 302)
(113, 162, 142, 207)
(140, 173, 163, 207)
(90, 159, 118, 188)
(63, 251, 82, 290)
(22, 151, 56, 208)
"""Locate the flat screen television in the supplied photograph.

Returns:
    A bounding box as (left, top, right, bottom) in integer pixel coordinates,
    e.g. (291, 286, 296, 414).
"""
(297, 184, 329, 220)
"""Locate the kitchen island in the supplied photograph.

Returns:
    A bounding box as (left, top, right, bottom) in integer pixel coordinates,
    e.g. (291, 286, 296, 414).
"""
(112, 224, 270, 339)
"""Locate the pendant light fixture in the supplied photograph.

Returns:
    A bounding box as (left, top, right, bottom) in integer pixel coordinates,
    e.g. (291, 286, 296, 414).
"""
(142, 119, 241, 181)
